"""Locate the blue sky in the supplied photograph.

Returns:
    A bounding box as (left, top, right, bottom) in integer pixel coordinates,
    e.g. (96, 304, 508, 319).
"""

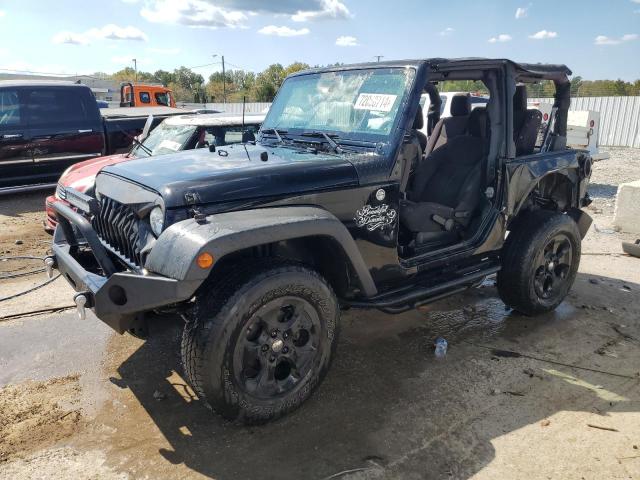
(0, 0, 639, 80)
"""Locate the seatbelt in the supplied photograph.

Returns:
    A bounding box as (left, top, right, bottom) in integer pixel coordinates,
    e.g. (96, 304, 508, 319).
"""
(399, 138, 420, 200)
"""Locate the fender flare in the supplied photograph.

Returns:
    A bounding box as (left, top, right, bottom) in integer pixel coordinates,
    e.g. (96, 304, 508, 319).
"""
(145, 206, 378, 297)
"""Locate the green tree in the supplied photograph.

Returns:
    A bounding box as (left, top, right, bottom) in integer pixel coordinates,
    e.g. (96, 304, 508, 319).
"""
(253, 64, 285, 101)
(153, 69, 174, 86)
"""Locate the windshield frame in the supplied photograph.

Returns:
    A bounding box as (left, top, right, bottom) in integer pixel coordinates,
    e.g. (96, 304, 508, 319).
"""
(260, 66, 417, 146)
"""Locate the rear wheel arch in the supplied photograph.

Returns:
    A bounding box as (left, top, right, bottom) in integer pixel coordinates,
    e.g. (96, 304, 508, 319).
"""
(508, 170, 581, 232)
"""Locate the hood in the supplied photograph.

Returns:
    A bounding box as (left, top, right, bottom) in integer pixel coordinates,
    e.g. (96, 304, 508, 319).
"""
(100, 143, 359, 208)
(61, 153, 132, 193)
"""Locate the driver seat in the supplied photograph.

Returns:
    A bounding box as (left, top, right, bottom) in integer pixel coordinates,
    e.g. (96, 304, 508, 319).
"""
(400, 108, 489, 247)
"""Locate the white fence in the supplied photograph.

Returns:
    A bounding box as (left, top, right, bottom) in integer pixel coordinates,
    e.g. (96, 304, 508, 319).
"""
(531, 96, 640, 148)
(177, 102, 271, 115)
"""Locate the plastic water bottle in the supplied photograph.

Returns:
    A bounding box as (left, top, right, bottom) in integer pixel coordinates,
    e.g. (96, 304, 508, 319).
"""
(434, 337, 448, 358)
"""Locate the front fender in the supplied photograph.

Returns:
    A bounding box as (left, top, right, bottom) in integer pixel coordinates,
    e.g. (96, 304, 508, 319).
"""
(145, 206, 378, 297)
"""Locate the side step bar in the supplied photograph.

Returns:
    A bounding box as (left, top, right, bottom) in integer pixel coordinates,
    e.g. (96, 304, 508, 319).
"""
(343, 265, 500, 313)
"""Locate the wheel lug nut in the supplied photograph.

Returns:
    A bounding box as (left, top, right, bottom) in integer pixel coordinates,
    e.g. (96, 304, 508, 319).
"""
(283, 332, 289, 339)
(269, 355, 275, 362)
(261, 344, 269, 352)
(271, 330, 278, 338)
(282, 346, 289, 354)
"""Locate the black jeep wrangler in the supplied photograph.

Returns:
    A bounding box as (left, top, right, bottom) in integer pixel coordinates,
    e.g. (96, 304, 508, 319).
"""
(49, 58, 592, 423)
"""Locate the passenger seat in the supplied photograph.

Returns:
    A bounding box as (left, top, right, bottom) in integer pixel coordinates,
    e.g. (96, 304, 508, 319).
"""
(424, 94, 471, 156)
(513, 85, 542, 156)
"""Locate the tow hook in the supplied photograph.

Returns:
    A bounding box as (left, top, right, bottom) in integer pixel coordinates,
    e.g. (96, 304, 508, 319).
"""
(74, 293, 90, 320)
(44, 256, 56, 279)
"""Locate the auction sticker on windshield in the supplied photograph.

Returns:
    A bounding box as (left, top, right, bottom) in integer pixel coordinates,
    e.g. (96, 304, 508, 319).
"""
(354, 93, 397, 112)
(158, 139, 182, 151)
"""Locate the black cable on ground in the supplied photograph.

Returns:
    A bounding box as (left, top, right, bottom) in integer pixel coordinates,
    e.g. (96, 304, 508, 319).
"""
(0, 305, 75, 323)
(0, 255, 47, 279)
(0, 274, 61, 303)
(461, 340, 639, 380)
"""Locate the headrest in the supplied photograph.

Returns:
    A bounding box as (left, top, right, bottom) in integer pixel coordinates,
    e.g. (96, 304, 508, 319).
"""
(413, 104, 424, 130)
(514, 85, 527, 112)
(450, 94, 471, 117)
(468, 107, 489, 139)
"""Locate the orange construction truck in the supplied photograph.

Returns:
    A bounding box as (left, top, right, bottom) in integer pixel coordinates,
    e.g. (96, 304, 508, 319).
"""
(120, 82, 176, 107)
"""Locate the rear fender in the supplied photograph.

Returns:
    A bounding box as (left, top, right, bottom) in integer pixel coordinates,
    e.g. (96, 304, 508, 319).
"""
(505, 150, 584, 217)
(145, 206, 378, 297)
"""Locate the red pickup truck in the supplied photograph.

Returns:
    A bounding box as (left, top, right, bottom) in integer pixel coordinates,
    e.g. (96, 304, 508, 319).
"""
(45, 112, 264, 231)
(0, 80, 185, 194)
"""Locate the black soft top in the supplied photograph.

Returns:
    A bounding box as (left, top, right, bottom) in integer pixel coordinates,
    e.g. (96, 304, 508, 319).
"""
(291, 58, 571, 83)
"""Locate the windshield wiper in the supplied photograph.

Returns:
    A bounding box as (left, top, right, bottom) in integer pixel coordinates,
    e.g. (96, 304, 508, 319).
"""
(299, 131, 343, 154)
(130, 136, 153, 156)
(114, 123, 153, 156)
(261, 128, 287, 144)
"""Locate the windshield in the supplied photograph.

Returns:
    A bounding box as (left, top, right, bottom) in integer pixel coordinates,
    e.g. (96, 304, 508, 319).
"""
(261, 67, 415, 143)
(132, 122, 196, 157)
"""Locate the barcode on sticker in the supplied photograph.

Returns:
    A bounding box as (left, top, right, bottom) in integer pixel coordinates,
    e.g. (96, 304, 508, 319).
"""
(354, 93, 398, 112)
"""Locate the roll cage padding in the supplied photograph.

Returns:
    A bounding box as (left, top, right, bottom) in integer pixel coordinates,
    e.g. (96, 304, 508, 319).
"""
(145, 206, 378, 297)
(423, 82, 442, 135)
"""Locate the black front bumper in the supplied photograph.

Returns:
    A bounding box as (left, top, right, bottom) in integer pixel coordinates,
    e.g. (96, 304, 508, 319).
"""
(51, 202, 196, 333)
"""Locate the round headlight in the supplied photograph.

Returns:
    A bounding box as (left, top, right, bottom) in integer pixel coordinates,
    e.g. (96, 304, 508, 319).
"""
(149, 206, 164, 236)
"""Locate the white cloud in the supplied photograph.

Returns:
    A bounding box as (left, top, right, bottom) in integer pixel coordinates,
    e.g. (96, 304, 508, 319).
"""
(594, 33, 639, 45)
(52, 24, 148, 45)
(52, 31, 90, 45)
(92, 24, 147, 41)
(0, 10, 5, 17)
(335, 35, 358, 46)
(147, 47, 181, 54)
(292, 0, 351, 22)
(439, 27, 454, 36)
(141, 0, 246, 28)
(515, 7, 528, 19)
(488, 34, 512, 43)
(258, 25, 310, 37)
(529, 30, 558, 40)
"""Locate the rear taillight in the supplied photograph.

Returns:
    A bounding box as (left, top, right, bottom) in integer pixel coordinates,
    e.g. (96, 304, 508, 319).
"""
(543, 113, 549, 121)
(590, 120, 595, 128)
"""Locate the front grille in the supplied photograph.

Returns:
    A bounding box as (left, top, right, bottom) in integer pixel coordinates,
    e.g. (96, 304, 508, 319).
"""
(56, 183, 67, 200)
(92, 196, 142, 267)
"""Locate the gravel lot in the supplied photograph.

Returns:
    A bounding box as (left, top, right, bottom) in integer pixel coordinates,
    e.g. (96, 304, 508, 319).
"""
(0, 148, 639, 480)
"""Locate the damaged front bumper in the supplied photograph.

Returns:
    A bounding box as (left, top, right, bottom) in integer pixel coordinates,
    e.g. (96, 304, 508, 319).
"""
(49, 201, 198, 333)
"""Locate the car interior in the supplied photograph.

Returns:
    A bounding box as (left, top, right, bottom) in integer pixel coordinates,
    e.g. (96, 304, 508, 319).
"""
(398, 75, 544, 257)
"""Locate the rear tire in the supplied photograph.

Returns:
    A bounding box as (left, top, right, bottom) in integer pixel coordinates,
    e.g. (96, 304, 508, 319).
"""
(181, 261, 339, 424)
(498, 210, 581, 315)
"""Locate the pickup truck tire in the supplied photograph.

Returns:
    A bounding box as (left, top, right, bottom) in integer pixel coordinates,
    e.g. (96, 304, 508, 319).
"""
(181, 260, 339, 424)
(497, 211, 581, 315)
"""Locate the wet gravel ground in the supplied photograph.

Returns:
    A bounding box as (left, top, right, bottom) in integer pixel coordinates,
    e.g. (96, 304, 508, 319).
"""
(588, 147, 640, 221)
(0, 148, 639, 479)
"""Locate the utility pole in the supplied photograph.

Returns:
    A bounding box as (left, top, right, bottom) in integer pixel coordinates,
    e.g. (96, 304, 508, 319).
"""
(212, 54, 226, 104)
(221, 55, 226, 105)
(132, 58, 137, 83)
(374, 55, 384, 63)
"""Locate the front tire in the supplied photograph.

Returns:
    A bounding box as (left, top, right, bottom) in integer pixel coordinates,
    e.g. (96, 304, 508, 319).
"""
(181, 261, 339, 424)
(498, 210, 581, 315)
